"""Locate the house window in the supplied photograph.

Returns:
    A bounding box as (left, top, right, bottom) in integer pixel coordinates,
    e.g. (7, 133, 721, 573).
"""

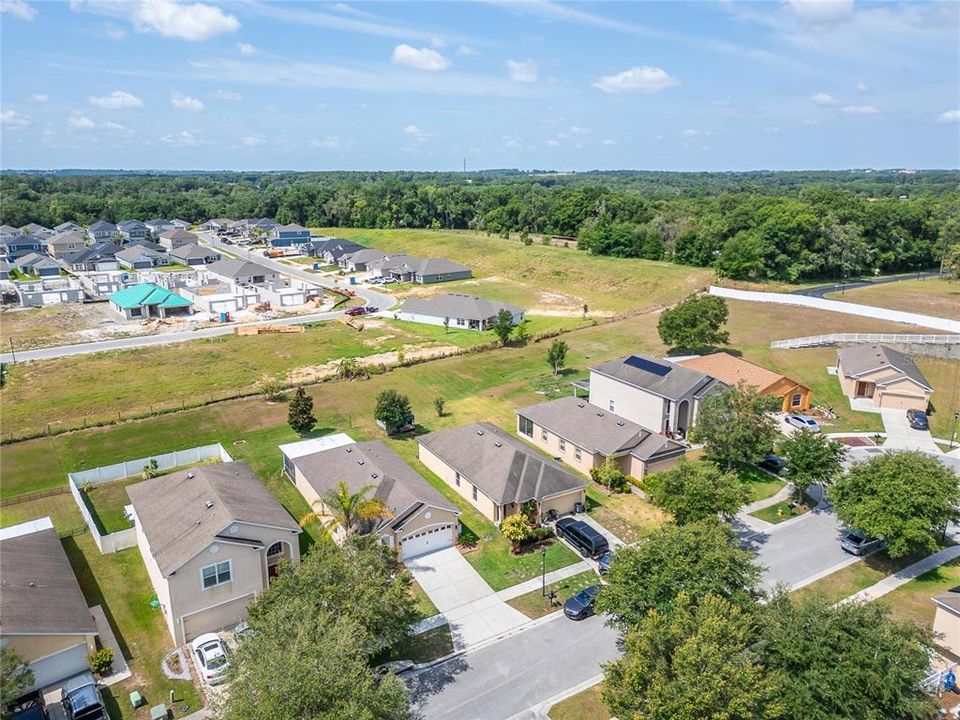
(791, 393, 802, 408)
(518, 416, 534, 437)
(472, 485, 478, 501)
(574, 447, 581, 461)
(201, 560, 232, 589)
(455, 471, 461, 487)
(457, 318, 466, 326)
(267, 542, 284, 557)
(608, 400, 615, 412)
(559, 439, 566, 453)
(541, 429, 548, 442)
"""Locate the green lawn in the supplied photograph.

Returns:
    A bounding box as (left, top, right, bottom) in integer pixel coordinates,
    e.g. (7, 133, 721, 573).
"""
(750, 496, 812, 524)
(81, 479, 137, 535)
(585, 486, 667, 544)
(506, 570, 598, 619)
(153, 263, 190, 272)
(824, 277, 960, 320)
(734, 463, 786, 503)
(411, 580, 439, 618)
(880, 557, 960, 628)
(372, 625, 454, 665)
(549, 684, 608, 720)
(792, 549, 938, 606)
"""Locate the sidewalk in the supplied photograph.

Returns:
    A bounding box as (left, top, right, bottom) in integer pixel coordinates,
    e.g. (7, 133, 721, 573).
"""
(839, 544, 960, 605)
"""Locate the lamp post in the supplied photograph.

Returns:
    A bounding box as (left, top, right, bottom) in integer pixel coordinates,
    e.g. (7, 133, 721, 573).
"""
(541, 545, 547, 597)
(951, 412, 959, 449)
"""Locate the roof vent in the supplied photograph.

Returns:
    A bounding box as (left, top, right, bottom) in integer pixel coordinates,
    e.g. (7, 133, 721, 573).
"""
(477, 429, 484, 436)
(205, 500, 214, 509)
(358, 459, 365, 466)
(345, 446, 352, 452)
(495, 441, 502, 448)
(616, 421, 625, 426)
(187, 472, 195, 479)
(597, 411, 604, 417)
(577, 402, 585, 408)
(371, 473, 378, 479)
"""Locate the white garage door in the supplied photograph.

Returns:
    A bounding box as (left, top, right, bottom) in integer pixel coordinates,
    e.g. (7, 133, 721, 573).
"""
(400, 525, 455, 560)
(28, 643, 89, 690)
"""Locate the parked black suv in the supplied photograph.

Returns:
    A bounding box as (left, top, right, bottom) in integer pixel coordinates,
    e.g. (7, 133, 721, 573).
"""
(8, 690, 47, 720)
(555, 517, 609, 558)
(61, 673, 107, 720)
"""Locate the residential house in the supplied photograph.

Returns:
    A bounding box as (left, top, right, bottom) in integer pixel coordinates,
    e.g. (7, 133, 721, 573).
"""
(1, 233, 45, 261)
(283, 434, 461, 559)
(179, 282, 260, 315)
(145, 219, 174, 236)
(836, 344, 932, 410)
(206, 257, 279, 286)
(369, 254, 472, 284)
(116, 244, 169, 270)
(169, 243, 220, 266)
(158, 228, 200, 251)
(0, 261, 9, 280)
(127, 462, 302, 645)
(269, 223, 311, 247)
(242, 218, 278, 236)
(516, 397, 687, 480)
(21, 223, 55, 239)
(64, 242, 121, 272)
(396, 293, 525, 331)
(53, 221, 83, 233)
(677, 352, 813, 412)
(45, 230, 87, 259)
(303, 238, 364, 264)
(171, 219, 192, 230)
(15, 279, 85, 306)
(16, 252, 61, 278)
(87, 220, 118, 243)
(117, 219, 152, 245)
(933, 587, 960, 657)
(200, 218, 232, 232)
(0, 224, 22, 239)
(417, 422, 586, 524)
(582, 354, 724, 437)
(0, 518, 98, 690)
(338, 248, 388, 272)
(109, 282, 193, 319)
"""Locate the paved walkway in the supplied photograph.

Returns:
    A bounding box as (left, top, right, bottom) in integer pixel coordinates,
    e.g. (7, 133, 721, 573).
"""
(496, 561, 593, 602)
(840, 544, 960, 605)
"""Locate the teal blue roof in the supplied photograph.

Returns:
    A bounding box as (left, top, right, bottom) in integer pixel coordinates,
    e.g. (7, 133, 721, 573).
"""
(109, 283, 192, 310)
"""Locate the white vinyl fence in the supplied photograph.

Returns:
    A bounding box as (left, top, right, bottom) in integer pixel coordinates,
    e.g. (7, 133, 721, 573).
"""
(69, 443, 233, 554)
(770, 333, 959, 349)
(709, 286, 960, 334)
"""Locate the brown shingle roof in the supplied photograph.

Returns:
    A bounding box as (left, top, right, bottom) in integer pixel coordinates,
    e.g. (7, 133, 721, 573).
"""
(676, 353, 796, 393)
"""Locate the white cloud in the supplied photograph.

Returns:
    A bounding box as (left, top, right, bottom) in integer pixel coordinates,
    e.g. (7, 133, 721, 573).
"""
(160, 129, 201, 146)
(403, 124, 421, 135)
(856, 81, 868, 93)
(210, 89, 242, 100)
(238, 41, 255, 56)
(68, 112, 96, 129)
(546, 139, 560, 147)
(170, 90, 204, 111)
(1, 109, 31, 127)
(785, 0, 854, 27)
(502, 135, 522, 148)
(430, 36, 446, 48)
(601, 138, 617, 146)
(30, 93, 48, 103)
(105, 24, 126, 40)
(71, 0, 239, 41)
(593, 66, 679, 94)
(310, 137, 342, 149)
(241, 135, 266, 146)
(506, 59, 537, 83)
(937, 110, 960, 124)
(391, 44, 450, 71)
(262, 104, 278, 113)
(681, 128, 700, 137)
(1, 0, 37, 21)
(841, 104, 880, 115)
(90, 90, 144, 110)
(570, 125, 591, 135)
(101, 121, 131, 133)
(456, 44, 478, 56)
(810, 92, 838, 106)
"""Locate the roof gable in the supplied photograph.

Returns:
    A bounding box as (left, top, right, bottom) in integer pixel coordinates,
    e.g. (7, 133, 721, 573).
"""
(591, 354, 721, 400)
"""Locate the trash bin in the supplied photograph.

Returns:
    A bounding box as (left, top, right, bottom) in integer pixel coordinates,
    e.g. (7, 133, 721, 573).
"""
(574, 502, 584, 514)
(349, 276, 356, 285)
(312, 263, 320, 270)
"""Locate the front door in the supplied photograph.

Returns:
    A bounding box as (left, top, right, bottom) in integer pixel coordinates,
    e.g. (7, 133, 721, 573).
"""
(855, 381, 873, 398)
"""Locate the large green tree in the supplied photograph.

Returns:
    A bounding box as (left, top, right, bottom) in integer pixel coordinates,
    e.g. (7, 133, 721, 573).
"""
(657, 294, 730, 351)
(603, 593, 785, 720)
(759, 593, 937, 720)
(374, 389, 413, 432)
(490, 309, 516, 345)
(692, 382, 781, 471)
(1, 647, 34, 715)
(300, 481, 393, 535)
(646, 460, 748, 524)
(779, 431, 847, 499)
(831, 450, 960, 558)
(596, 519, 763, 629)
(546, 338, 568, 376)
(287, 386, 316, 437)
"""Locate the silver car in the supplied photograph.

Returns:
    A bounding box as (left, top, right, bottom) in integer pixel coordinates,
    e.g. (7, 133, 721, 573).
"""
(786, 414, 821, 433)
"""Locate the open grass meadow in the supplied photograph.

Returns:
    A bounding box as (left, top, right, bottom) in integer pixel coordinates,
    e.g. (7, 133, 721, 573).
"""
(825, 277, 960, 319)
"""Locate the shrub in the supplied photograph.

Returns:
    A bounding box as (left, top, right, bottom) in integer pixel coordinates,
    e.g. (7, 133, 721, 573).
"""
(528, 525, 555, 543)
(590, 457, 629, 493)
(258, 375, 287, 402)
(501, 514, 533, 544)
(88, 647, 113, 676)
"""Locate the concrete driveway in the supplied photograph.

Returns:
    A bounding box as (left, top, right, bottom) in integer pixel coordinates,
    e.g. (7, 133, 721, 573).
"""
(880, 409, 941, 453)
(405, 548, 528, 650)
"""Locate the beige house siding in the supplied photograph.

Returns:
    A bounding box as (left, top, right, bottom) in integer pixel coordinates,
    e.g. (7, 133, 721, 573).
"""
(934, 608, 960, 656)
(3, 634, 96, 663)
(394, 505, 459, 539)
(132, 508, 176, 643)
(418, 445, 500, 521)
(539, 489, 585, 517)
(838, 361, 930, 410)
(588, 372, 666, 431)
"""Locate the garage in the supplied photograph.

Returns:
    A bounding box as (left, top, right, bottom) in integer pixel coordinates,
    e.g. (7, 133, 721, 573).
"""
(180, 594, 254, 644)
(400, 524, 455, 560)
(25, 643, 90, 690)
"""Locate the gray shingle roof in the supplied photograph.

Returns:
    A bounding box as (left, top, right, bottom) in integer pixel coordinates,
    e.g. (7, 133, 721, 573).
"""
(341, 248, 388, 265)
(207, 257, 272, 279)
(170, 243, 218, 261)
(400, 293, 523, 321)
(47, 230, 87, 247)
(116, 245, 165, 263)
(590, 354, 722, 401)
(159, 228, 199, 242)
(838, 344, 932, 391)
(118, 219, 148, 231)
(515, 397, 685, 460)
(127, 461, 300, 576)
(0, 521, 96, 636)
(88, 220, 117, 233)
(417, 422, 585, 505)
(372, 255, 470, 276)
(65, 242, 120, 265)
(291, 441, 458, 531)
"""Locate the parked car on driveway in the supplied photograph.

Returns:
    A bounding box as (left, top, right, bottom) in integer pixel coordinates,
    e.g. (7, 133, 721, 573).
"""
(840, 531, 885, 556)
(345, 306, 366, 317)
(597, 550, 614, 575)
(564, 585, 601, 620)
(61, 673, 107, 720)
(9, 690, 47, 720)
(758, 453, 786, 474)
(906, 408, 929, 431)
(190, 633, 230, 685)
(555, 518, 609, 559)
(786, 414, 821, 433)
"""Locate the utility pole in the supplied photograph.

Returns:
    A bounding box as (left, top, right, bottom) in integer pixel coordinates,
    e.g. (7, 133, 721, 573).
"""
(8, 337, 15, 364)
(463, 157, 466, 173)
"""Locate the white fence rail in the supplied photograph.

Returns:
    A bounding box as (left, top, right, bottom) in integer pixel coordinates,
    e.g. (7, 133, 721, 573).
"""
(69, 443, 232, 554)
(771, 333, 959, 349)
(709, 286, 960, 334)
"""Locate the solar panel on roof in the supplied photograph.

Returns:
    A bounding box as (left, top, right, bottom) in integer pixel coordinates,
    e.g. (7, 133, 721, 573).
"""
(624, 355, 671, 376)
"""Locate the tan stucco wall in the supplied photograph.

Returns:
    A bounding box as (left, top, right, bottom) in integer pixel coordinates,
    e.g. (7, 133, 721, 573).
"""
(539, 488, 586, 517)
(133, 508, 176, 643)
(934, 608, 960, 656)
(518, 417, 603, 475)
(588, 372, 666, 432)
(394, 505, 460, 538)
(838, 361, 930, 409)
(418, 444, 500, 521)
(3, 634, 96, 663)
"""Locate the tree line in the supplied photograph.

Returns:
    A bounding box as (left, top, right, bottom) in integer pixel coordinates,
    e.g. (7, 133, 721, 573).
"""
(1, 170, 957, 282)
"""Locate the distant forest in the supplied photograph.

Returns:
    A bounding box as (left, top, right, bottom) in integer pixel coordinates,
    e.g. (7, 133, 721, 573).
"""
(2, 170, 958, 282)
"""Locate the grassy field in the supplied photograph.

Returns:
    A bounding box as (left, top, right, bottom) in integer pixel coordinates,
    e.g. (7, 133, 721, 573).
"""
(317, 227, 715, 314)
(585, 486, 666, 544)
(735, 463, 786, 503)
(918, 355, 960, 440)
(506, 570, 598, 620)
(792, 549, 937, 606)
(825, 277, 960, 319)
(549, 684, 607, 720)
(881, 557, 960, 628)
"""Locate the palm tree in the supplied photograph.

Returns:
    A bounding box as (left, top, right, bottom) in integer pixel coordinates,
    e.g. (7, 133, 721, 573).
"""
(299, 481, 392, 535)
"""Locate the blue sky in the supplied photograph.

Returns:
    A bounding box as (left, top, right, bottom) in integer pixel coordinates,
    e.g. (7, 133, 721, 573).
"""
(1, 0, 958, 171)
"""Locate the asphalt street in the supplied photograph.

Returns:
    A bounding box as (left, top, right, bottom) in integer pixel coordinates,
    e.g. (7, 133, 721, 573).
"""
(790, 270, 940, 298)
